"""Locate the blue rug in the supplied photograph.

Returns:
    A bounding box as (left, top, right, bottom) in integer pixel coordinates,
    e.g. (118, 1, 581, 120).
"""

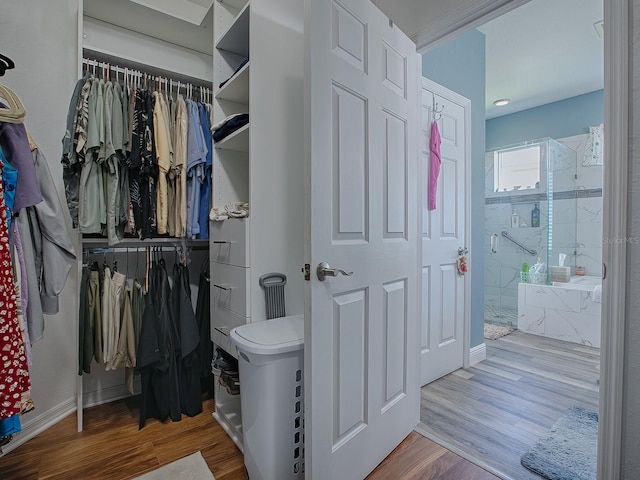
(521, 406, 598, 480)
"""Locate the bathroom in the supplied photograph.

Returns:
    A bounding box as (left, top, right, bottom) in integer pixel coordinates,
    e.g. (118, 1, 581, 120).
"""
(484, 100, 604, 347)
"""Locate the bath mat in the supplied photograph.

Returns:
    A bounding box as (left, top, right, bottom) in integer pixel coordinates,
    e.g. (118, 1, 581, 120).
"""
(484, 323, 514, 340)
(132, 451, 215, 480)
(521, 406, 598, 480)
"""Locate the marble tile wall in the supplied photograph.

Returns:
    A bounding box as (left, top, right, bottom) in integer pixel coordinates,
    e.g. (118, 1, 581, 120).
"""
(559, 134, 603, 276)
(518, 282, 601, 347)
(484, 134, 604, 321)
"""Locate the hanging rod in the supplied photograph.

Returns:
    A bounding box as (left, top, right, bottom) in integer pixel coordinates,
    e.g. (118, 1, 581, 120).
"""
(83, 245, 208, 254)
(82, 49, 213, 100)
(501, 230, 537, 256)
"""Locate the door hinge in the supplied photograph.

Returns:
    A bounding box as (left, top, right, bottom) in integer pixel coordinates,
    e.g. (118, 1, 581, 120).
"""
(302, 264, 311, 281)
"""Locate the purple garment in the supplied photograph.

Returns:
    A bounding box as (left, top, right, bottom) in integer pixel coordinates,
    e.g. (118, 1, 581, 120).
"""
(0, 122, 43, 212)
(428, 120, 441, 211)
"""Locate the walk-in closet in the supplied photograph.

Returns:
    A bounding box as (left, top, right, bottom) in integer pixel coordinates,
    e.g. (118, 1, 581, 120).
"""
(0, 0, 305, 463)
(0, 0, 430, 478)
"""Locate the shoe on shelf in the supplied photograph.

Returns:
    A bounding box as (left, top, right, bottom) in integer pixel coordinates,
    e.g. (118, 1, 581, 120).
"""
(219, 372, 240, 395)
(211, 347, 237, 376)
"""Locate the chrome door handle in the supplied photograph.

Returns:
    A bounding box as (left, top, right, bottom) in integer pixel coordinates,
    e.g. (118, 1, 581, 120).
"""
(458, 247, 468, 256)
(317, 262, 353, 281)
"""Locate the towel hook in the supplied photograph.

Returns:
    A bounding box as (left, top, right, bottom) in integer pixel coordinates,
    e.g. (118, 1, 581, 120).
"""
(431, 92, 444, 121)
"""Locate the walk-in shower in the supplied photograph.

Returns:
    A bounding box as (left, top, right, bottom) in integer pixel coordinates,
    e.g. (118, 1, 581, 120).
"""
(484, 138, 578, 327)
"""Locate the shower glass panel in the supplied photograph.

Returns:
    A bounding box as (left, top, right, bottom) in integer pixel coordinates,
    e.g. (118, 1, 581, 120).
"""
(484, 138, 577, 328)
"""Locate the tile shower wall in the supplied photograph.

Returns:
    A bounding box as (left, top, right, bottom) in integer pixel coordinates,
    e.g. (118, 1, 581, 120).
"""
(558, 133, 603, 277)
(485, 152, 547, 314)
(484, 133, 603, 324)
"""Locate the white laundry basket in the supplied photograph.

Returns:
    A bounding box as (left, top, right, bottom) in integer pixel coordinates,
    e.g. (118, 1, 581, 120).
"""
(230, 315, 304, 480)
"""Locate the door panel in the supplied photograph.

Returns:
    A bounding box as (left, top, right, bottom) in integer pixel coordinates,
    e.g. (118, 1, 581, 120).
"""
(383, 111, 407, 238)
(333, 289, 367, 444)
(306, 0, 421, 478)
(420, 78, 469, 386)
(332, 84, 368, 241)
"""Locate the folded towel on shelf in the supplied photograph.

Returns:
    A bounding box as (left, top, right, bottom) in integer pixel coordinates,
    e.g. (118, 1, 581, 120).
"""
(212, 113, 249, 142)
(218, 58, 249, 89)
(592, 284, 602, 303)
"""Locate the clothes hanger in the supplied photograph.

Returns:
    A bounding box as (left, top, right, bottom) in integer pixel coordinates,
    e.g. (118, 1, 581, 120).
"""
(0, 84, 26, 124)
(0, 53, 15, 77)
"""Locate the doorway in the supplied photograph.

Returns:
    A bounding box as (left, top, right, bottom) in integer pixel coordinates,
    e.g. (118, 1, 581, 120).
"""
(418, 0, 605, 477)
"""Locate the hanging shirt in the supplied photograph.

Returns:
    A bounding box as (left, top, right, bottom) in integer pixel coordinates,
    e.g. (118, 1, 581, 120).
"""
(197, 103, 212, 239)
(0, 146, 17, 231)
(428, 120, 441, 211)
(0, 122, 42, 213)
(104, 81, 122, 245)
(173, 95, 188, 237)
(185, 100, 207, 239)
(61, 75, 90, 228)
(153, 92, 174, 235)
(79, 77, 106, 234)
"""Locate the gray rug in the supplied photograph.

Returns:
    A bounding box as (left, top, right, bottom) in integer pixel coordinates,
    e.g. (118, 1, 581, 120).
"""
(484, 323, 514, 340)
(521, 406, 598, 480)
(133, 451, 215, 480)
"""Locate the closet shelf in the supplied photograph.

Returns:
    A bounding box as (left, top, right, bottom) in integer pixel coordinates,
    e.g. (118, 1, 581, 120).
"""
(82, 237, 209, 248)
(215, 123, 249, 152)
(212, 396, 244, 452)
(216, 0, 248, 11)
(215, 1, 250, 58)
(216, 61, 250, 104)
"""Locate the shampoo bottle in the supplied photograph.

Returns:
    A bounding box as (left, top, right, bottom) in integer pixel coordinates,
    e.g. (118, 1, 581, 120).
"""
(511, 209, 519, 228)
(531, 203, 540, 228)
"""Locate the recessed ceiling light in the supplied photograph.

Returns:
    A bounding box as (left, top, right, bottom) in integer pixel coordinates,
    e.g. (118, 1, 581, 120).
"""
(493, 98, 511, 107)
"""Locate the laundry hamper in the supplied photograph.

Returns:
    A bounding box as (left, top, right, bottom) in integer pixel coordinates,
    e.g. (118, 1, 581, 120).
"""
(230, 315, 304, 480)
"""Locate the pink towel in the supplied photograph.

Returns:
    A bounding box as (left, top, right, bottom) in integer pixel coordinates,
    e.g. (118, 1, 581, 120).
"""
(428, 120, 441, 211)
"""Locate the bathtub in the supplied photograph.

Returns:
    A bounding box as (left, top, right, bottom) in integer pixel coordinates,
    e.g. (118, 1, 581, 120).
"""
(518, 275, 601, 347)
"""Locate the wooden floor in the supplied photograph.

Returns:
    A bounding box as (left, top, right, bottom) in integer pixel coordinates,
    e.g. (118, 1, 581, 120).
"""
(0, 395, 498, 479)
(1, 331, 587, 479)
(419, 330, 600, 480)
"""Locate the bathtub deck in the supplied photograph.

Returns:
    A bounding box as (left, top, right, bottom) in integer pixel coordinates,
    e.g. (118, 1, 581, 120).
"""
(518, 281, 601, 347)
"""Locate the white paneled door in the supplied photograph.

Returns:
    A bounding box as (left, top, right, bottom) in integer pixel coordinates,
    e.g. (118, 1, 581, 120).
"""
(420, 78, 470, 386)
(304, 0, 421, 478)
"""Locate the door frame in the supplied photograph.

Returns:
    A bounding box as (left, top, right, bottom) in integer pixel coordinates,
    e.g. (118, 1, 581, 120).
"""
(415, 1, 628, 479)
(420, 77, 473, 379)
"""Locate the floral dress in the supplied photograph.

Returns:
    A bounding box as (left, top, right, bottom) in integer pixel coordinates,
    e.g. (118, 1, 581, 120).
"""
(0, 158, 30, 421)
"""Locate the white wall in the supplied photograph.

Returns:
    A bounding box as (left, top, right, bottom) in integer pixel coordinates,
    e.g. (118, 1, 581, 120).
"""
(83, 16, 213, 82)
(623, 0, 640, 476)
(0, 0, 81, 450)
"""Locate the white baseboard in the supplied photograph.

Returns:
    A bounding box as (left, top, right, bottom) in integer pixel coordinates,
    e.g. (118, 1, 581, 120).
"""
(83, 382, 140, 409)
(0, 397, 76, 456)
(469, 343, 486, 366)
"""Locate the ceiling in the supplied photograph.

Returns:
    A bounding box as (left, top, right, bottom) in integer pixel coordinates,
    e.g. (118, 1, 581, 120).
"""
(479, 0, 604, 119)
(83, 0, 603, 120)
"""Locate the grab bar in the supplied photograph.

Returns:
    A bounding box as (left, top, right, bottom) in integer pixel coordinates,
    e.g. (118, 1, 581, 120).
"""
(501, 230, 537, 256)
(490, 233, 498, 254)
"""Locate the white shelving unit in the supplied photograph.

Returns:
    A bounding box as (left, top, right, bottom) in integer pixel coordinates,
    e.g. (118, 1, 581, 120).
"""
(210, 0, 305, 449)
(215, 123, 250, 152)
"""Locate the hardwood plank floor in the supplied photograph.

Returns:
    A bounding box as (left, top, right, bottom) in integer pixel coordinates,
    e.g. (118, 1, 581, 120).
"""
(0, 395, 498, 479)
(419, 331, 600, 480)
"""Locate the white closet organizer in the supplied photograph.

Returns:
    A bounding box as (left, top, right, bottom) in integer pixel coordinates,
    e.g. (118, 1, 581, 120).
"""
(75, 52, 214, 431)
(210, 0, 305, 451)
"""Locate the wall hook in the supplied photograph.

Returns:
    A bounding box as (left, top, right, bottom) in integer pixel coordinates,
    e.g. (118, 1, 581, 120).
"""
(431, 92, 444, 121)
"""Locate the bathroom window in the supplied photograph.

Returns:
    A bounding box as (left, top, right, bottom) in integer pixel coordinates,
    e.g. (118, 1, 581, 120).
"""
(494, 144, 541, 193)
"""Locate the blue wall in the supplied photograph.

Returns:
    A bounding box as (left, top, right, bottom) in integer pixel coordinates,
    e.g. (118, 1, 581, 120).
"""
(422, 29, 486, 349)
(486, 90, 604, 150)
